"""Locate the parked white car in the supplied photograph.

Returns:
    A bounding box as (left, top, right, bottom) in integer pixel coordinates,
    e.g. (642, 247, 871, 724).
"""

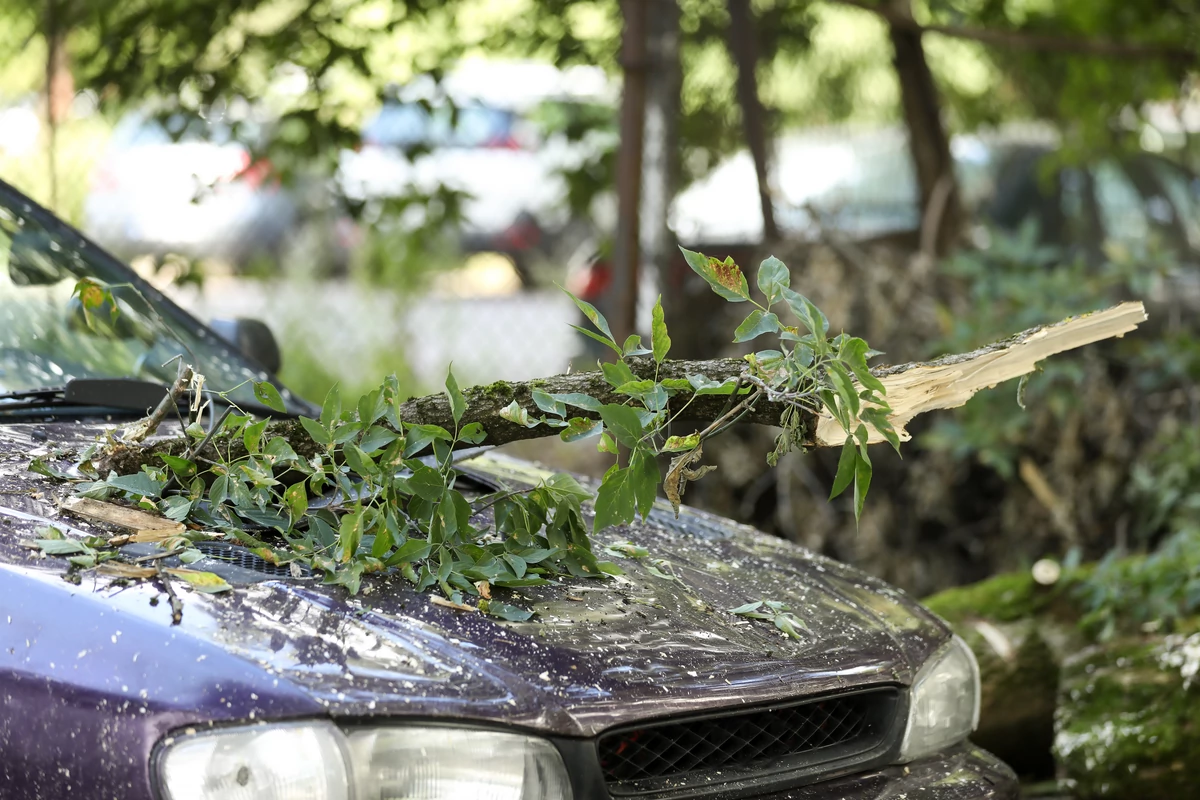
(337, 60, 617, 284)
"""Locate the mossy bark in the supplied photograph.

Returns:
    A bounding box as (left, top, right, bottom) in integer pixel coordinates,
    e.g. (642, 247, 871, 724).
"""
(926, 569, 1200, 798)
(1054, 634, 1200, 799)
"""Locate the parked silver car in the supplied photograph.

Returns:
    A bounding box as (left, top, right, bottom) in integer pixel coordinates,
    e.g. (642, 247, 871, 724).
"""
(83, 108, 298, 270)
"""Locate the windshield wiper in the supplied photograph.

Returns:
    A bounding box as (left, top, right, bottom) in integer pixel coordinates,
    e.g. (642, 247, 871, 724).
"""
(0, 379, 174, 414)
(0, 377, 290, 418)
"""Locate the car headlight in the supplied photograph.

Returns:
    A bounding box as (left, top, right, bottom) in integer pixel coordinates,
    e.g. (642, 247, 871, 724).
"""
(898, 635, 980, 762)
(157, 722, 574, 800)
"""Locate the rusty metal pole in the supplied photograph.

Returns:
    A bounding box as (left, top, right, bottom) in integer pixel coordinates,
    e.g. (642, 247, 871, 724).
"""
(611, 0, 649, 345)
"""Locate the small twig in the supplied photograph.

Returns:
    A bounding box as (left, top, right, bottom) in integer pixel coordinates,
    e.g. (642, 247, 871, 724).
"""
(471, 486, 538, 516)
(133, 546, 186, 563)
(160, 406, 234, 495)
(157, 568, 184, 625)
(124, 360, 193, 444)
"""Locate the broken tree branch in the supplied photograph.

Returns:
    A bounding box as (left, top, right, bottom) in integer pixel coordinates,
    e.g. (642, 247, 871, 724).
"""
(96, 302, 1147, 477)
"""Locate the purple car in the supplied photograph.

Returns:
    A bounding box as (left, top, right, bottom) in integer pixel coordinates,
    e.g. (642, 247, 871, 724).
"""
(0, 178, 1016, 799)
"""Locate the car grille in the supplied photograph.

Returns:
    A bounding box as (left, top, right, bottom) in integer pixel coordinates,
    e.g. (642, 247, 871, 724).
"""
(192, 541, 310, 578)
(597, 688, 899, 796)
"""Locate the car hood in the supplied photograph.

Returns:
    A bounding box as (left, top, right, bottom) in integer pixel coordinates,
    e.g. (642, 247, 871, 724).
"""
(0, 420, 948, 738)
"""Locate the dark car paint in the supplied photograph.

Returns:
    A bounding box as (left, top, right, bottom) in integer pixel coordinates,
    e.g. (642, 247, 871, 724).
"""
(0, 418, 1016, 798)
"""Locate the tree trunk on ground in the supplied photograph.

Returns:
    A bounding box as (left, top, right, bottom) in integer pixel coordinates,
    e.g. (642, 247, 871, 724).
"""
(886, 0, 961, 256)
(726, 0, 779, 243)
(96, 303, 1147, 476)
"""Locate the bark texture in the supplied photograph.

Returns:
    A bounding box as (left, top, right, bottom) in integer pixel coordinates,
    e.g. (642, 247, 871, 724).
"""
(96, 303, 1147, 477)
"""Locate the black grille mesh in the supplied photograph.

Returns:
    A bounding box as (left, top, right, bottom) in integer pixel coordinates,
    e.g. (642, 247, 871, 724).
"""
(598, 692, 880, 786)
(192, 541, 309, 578)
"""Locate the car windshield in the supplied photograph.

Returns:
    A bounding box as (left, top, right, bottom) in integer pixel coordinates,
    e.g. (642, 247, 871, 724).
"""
(0, 179, 305, 414)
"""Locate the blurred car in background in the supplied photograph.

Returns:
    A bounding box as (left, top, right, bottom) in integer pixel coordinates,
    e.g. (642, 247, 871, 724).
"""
(83, 105, 347, 274)
(338, 60, 617, 285)
(669, 125, 1200, 270)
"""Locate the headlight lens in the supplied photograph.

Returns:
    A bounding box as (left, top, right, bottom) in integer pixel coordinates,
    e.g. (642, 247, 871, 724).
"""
(898, 635, 980, 762)
(347, 727, 573, 800)
(158, 721, 350, 800)
(157, 722, 573, 800)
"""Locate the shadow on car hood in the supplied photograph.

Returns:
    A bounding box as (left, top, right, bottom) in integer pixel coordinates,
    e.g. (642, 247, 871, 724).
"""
(0, 424, 948, 737)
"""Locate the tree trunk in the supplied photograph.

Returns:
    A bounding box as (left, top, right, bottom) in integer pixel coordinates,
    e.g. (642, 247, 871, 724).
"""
(887, 0, 961, 256)
(96, 303, 1147, 476)
(641, 0, 682, 296)
(726, 0, 778, 242)
(610, 0, 650, 343)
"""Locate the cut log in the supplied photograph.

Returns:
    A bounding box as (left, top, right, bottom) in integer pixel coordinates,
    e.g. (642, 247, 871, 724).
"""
(95, 302, 1148, 475)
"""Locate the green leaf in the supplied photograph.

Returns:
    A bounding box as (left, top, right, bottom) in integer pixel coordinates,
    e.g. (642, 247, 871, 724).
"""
(502, 553, 528, 578)
(358, 388, 386, 426)
(853, 449, 873, 523)
(827, 363, 860, 420)
(603, 540, 649, 559)
(687, 374, 740, 394)
(408, 465, 447, 502)
(263, 437, 300, 465)
(598, 404, 644, 448)
(560, 417, 602, 443)
(331, 422, 363, 445)
(28, 457, 72, 481)
(679, 247, 751, 302)
(651, 296, 671, 363)
(480, 600, 534, 622)
(621, 334, 652, 356)
(388, 538, 433, 565)
(320, 383, 342, 426)
(499, 400, 538, 428)
(106, 472, 164, 498)
(570, 324, 623, 355)
(371, 522, 394, 558)
(208, 474, 229, 507)
(445, 366, 467, 424)
(841, 337, 887, 395)
(756, 255, 790, 302)
(36, 538, 89, 555)
(458, 422, 487, 445)
(338, 509, 364, 561)
(600, 360, 637, 390)
(594, 464, 636, 532)
(548, 393, 604, 412)
(563, 288, 618, 344)
(629, 447, 660, 519)
(730, 601, 766, 616)
(285, 482, 308, 523)
(733, 310, 781, 343)
(253, 381, 287, 413)
(532, 390, 567, 418)
(179, 548, 204, 565)
(404, 423, 452, 456)
(662, 433, 701, 452)
(164, 569, 232, 594)
(358, 425, 399, 453)
(861, 407, 902, 454)
(343, 443, 378, 476)
(242, 419, 268, 454)
(782, 288, 829, 337)
(597, 432, 618, 454)
(161, 496, 193, 522)
(158, 454, 196, 479)
(830, 439, 856, 500)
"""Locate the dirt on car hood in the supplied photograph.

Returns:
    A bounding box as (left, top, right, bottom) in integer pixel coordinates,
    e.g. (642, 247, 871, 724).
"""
(0, 420, 949, 737)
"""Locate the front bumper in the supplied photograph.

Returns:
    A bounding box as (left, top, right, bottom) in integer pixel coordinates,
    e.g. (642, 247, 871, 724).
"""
(758, 744, 1018, 800)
